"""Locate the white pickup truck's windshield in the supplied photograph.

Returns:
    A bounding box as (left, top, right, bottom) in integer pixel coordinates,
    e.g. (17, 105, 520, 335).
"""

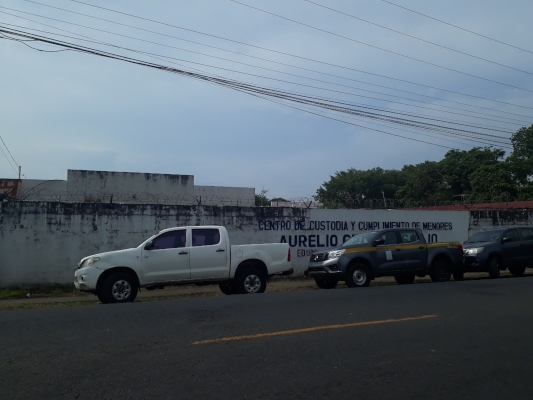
(342, 231, 377, 246)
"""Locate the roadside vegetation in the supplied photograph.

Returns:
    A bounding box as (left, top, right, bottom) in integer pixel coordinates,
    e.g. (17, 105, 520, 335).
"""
(257, 125, 533, 208)
(1, 273, 528, 312)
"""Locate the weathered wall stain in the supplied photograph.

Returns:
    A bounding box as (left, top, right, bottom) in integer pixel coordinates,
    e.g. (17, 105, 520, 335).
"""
(1, 201, 530, 287)
(0, 201, 311, 286)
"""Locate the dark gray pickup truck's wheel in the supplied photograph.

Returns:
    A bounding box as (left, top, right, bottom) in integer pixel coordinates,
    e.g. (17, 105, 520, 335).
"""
(235, 267, 267, 294)
(219, 282, 235, 295)
(345, 264, 371, 287)
(509, 265, 526, 276)
(98, 272, 138, 304)
(488, 257, 501, 279)
(394, 273, 415, 285)
(430, 259, 452, 283)
(314, 277, 338, 289)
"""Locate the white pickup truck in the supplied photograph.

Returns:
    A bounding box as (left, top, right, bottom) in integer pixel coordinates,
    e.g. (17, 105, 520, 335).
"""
(74, 225, 293, 304)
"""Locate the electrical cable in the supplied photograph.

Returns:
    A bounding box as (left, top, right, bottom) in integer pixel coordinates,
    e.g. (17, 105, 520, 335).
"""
(2, 16, 522, 134)
(0, 25, 516, 149)
(21, 0, 533, 111)
(381, 0, 533, 55)
(2, 8, 529, 125)
(0, 140, 19, 175)
(228, 0, 533, 92)
(302, 0, 533, 76)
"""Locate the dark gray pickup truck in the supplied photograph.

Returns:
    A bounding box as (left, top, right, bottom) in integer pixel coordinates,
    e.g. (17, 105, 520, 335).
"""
(307, 228, 464, 289)
(462, 227, 533, 279)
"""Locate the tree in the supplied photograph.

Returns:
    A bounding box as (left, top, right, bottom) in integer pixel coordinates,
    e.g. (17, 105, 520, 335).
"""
(315, 167, 407, 209)
(255, 189, 270, 206)
(469, 164, 517, 202)
(510, 125, 533, 161)
(395, 161, 448, 204)
(439, 147, 505, 198)
(508, 125, 533, 198)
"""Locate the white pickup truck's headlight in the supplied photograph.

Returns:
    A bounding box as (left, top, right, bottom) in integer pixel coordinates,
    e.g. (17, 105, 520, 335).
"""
(464, 247, 484, 256)
(326, 249, 345, 260)
(87, 257, 101, 266)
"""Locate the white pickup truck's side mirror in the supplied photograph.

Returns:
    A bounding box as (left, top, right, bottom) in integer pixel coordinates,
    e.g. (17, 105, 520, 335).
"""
(144, 240, 155, 250)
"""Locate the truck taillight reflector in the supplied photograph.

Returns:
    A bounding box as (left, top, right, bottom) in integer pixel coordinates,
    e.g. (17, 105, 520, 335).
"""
(287, 248, 291, 262)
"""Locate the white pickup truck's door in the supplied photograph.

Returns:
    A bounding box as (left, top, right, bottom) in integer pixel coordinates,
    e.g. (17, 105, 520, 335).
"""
(189, 227, 229, 279)
(142, 229, 191, 283)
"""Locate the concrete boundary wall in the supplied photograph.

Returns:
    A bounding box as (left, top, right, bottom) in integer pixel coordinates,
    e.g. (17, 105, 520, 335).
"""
(1, 201, 531, 287)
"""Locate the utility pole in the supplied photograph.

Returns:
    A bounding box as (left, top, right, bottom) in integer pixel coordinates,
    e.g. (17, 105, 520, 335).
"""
(18, 166, 21, 180)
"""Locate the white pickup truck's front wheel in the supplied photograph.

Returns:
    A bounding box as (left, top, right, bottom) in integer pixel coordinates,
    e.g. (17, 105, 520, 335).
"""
(98, 272, 138, 304)
(235, 267, 267, 294)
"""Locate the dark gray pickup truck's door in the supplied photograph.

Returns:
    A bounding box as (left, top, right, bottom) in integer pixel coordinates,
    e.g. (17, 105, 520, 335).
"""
(373, 231, 409, 273)
(502, 229, 523, 266)
(396, 230, 428, 271)
(518, 228, 533, 267)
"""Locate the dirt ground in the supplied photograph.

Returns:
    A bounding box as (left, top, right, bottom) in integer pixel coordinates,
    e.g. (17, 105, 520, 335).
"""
(1, 271, 529, 307)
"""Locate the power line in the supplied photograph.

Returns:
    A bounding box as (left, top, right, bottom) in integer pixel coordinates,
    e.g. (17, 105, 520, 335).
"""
(21, 0, 533, 111)
(381, 0, 533, 55)
(1, 26, 513, 150)
(0, 136, 19, 175)
(2, 7, 530, 125)
(1, 16, 523, 133)
(302, 0, 533, 76)
(0, 135, 19, 166)
(228, 0, 533, 93)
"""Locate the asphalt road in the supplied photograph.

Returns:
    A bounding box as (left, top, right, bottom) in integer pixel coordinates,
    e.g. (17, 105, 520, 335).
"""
(1, 276, 532, 400)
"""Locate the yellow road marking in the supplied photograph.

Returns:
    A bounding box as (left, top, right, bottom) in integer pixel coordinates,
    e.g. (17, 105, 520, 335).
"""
(193, 315, 438, 345)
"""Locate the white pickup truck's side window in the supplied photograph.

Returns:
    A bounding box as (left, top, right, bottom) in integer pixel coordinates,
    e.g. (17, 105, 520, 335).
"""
(152, 230, 186, 249)
(192, 228, 220, 247)
(189, 228, 227, 279)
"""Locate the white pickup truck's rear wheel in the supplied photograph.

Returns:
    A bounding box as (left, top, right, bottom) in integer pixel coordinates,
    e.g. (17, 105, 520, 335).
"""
(98, 272, 138, 304)
(235, 267, 267, 294)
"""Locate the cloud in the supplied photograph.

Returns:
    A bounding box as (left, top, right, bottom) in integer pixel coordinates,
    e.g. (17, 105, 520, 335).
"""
(1, 0, 532, 198)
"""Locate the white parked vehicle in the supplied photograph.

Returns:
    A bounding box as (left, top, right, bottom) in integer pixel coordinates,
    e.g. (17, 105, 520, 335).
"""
(74, 225, 293, 303)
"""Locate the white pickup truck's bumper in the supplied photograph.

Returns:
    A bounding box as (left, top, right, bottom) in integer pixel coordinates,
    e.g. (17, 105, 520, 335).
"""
(74, 266, 101, 291)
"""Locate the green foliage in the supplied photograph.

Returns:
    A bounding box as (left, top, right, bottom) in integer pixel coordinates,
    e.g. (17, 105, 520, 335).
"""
(315, 167, 406, 208)
(255, 189, 270, 206)
(510, 125, 533, 161)
(439, 147, 505, 196)
(469, 163, 516, 202)
(396, 161, 448, 203)
(315, 125, 533, 208)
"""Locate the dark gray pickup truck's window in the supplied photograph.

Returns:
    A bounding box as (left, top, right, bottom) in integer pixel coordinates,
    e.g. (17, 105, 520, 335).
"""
(376, 231, 398, 245)
(505, 229, 520, 241)
(519, 228, 533, 240)
(400, 230, 419, 244)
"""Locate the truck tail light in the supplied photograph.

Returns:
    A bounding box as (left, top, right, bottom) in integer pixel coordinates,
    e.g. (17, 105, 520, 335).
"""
(287, 248, 291, 262)
(458, 243, 463, 254)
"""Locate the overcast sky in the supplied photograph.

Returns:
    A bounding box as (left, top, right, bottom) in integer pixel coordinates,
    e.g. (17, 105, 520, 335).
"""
(1, 0, 532, 200)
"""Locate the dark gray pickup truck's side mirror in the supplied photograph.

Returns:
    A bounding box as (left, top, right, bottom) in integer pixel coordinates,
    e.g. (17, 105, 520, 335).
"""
(502, 237, 512, 243)
(373, 239, 385, 246)
(144, 240, 155, 250)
